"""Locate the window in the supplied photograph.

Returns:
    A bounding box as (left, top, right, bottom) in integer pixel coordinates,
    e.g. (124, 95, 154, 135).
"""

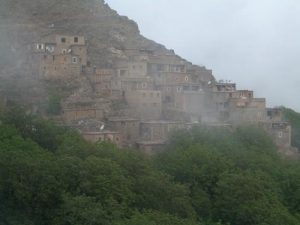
(142, 83, 147, 88)
(74, 37, 78, 43)
(185, 76, 189, 81)
(278, 131, 283, 138)
(46, 45, 54, 53)
(37, 44, 44, 50)
(62, 49, 67, 54)
(61, 37, 66, 43)
(72, 57, 78, 64)
(177, 87, 181, 92)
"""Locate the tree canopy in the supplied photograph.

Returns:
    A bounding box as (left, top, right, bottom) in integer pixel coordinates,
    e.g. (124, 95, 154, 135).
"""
(0, 107, 299, 225)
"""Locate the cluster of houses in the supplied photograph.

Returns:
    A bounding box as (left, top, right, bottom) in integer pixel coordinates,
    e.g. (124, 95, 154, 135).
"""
(30, 34, 292, 153)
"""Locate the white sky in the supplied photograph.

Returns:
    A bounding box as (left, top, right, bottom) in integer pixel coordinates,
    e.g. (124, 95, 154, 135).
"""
(106, 0, 300, 111)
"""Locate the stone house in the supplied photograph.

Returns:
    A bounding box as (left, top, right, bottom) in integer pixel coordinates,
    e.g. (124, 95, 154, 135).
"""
(114, 59, 148, 78)
(125, 90, 162, 120)
(107, 117, 140, 147)
(88, 68, 113, 96)
(139, 120, 186, 142)
(262, 122, 292, 149)
(32, 34, 87, 79)
(81, 130, 122, 147)
(266, 107, 283, 122)
(62, 99, 105, 123)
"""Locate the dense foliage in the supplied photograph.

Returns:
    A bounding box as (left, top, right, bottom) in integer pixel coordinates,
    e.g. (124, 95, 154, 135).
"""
(0, 107, 299, 225)
(283, 107, 300, 150)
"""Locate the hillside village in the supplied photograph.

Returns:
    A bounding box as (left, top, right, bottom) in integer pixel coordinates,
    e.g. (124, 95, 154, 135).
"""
(26, 33, 294, 154)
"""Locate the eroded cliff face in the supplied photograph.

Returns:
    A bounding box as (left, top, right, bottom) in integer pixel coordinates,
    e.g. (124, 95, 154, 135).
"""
(0, 0, 173, 108)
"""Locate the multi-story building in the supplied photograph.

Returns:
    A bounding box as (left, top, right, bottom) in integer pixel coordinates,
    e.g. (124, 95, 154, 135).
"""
(32, 34, 87, 79)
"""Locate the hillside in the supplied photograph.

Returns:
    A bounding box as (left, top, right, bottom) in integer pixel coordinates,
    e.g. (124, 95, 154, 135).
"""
(0, 0, 178, 107)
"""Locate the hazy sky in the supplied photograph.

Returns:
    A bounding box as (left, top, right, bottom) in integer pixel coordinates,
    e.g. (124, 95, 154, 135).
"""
(106, 0, 300, 111)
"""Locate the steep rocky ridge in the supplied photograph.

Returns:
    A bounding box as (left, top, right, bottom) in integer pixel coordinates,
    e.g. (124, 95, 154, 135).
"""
(0, 0, 180, 108)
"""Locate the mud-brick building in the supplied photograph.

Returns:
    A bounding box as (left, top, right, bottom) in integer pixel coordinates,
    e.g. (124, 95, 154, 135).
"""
(111, 77, 155, 97)
(107, 117, 140, 147)
(114, 59, 148, 78)
(266, 107, 284, 122)
(139, 120, 186, 142)
(32, 34, 87, 79)
(226, 90, 266, 124)
(62, 99, 105, 123)
(81, 130, 122, 147)
(168, 91, 217, 123)
(125, 90, 162, 120)
(262, 122, 292, 149)
(88, 68, 113, 96)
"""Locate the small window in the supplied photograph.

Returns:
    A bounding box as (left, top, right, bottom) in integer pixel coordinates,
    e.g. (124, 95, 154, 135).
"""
(62, 49, 67, 54)
(177, 87, 181, 92)
(142, 83, 147, 88)
(61, 37, 66, 43)
(74, 37, 78, 43)
(185, 76, 189, 81)
(278, 131, 283, 138)
(72, 57, 78, 64)
(37, 44, 44, 50)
